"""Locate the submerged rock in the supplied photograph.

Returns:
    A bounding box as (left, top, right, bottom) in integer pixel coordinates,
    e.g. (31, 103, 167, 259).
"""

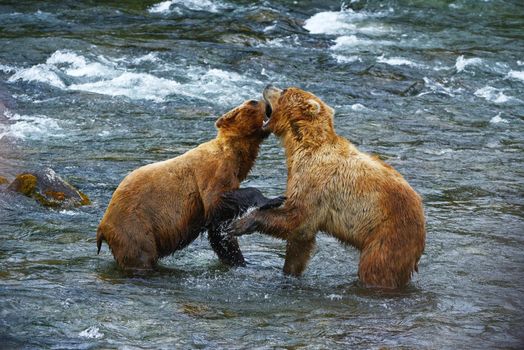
(6, 168, 90, 208)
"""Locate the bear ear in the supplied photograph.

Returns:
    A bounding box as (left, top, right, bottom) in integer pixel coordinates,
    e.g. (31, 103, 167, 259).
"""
(215, 112, 236, 129)
(215, 116, 226, 129)
(305, 99, 321, 117)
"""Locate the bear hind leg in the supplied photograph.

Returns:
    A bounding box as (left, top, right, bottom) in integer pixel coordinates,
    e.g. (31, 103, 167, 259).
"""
(358, 237, 418, 289)
(108, 226, 159, 271)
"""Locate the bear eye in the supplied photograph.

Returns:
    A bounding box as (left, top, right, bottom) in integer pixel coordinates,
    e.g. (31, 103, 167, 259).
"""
(282, 89, 288, 95)
(248, 100, 258, 106)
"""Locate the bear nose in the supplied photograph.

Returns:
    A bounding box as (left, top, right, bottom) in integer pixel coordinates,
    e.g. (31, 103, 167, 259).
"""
(263, 84, 282, 101)
(264, 84, 282, 93)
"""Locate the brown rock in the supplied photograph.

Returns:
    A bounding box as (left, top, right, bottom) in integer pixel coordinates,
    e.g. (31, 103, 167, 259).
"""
(0, 176, 9, 186)
(7, 168, 90, 207)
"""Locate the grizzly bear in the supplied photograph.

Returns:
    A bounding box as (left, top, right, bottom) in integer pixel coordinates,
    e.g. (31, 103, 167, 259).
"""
(230, 85, 426, 289)
(97, 99, 283, 270)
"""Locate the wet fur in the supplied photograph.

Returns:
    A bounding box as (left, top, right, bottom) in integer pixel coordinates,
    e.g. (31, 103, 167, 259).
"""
(97, 100, 274, 270)
(231, 87, 426, 289)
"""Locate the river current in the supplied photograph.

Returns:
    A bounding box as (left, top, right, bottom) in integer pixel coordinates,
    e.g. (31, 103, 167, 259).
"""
(0, 1, 523, 349)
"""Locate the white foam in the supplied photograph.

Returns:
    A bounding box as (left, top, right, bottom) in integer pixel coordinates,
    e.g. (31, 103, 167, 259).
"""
(331, 35, 393, 50)
(78, 326, 104, 339)
(432, 64, 452, 71)
(148, 0, 226, 14)
(148, 1, 173, 13)
(424, 148, 455, 155)
(46, 50, 87, 67)
(194, 68, 245, 84)
(332, 54, 361, 64)
(263, 22, 277, 33)
(304, 7, 389, 36)
(261, 35, 301, 48)
(326, 294, 343, 300)
(8, 64, 65, 89)
(7, 50, 99, 88)
(377, 55, 421, 67)
(489, 113, 508, 124)
(264, 38, 286, 48)
(506, 70, 524, 82)
(304, 11, 360, 35)
(66, 62, 114, 78)
(0, 64, 17, 73)
(59, 210, 79, 215)
(474, 86, 513, 104)
(69, 72, 185, 102)
(186, 68, 262, 105)
(131, 52, 161, 64)
(455, 55, 482, 72)
(45, 50, 118, 78)
(350, 103, 369, 111)
(420, 77, 462, 97)
(0, 110, 63, 140)
(260, 68, 270, 77)
(517, 60, 524, 66)
(6, 50, 261, 105)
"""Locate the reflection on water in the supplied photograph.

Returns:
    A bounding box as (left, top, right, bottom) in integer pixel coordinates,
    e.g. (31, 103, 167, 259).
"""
(1, 0, 523, 348)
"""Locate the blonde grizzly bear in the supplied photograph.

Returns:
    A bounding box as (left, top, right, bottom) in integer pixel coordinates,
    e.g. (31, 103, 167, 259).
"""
(230, 85, 426, 289)
(97, 99, 282, 270)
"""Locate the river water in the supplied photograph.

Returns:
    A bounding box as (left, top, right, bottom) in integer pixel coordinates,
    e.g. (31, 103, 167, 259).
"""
(0, 0, 523, 349)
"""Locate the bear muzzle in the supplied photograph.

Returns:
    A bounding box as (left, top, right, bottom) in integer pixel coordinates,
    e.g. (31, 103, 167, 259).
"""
(263, 84, 282, 129)
(263, 84, 282, 107)
(263, 103, 272, 128)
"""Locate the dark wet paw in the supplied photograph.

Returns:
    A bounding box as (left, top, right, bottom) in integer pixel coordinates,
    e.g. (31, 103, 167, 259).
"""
(259, 196, 286, 210)
(229, 216, 258, 236)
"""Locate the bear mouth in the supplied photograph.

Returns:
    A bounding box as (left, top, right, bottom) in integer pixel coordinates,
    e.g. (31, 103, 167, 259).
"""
(263, 101, 272, 128)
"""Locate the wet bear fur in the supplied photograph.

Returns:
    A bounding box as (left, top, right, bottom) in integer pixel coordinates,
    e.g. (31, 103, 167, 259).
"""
(231, 86, 426, 289)
(97, 99, 282, 269)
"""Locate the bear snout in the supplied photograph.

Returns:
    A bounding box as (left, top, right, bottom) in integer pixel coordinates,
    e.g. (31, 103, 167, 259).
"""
(263, 84, 282, 109)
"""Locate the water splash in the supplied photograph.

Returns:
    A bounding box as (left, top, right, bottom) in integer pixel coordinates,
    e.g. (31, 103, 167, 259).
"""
(455, 55, 482, 73)
(148, 0, 228, 14)
(474, 86, 515, 104)
(331, 35, 393, 50)
(506, 70, 524, 82)
(303, 6, 390, 35)
(78, 326, 104, 339)
(6, 50, 262, 105)
(0, 110, 63, 140)
(377, 55, 422, 67)
(489, 113, 508, 124)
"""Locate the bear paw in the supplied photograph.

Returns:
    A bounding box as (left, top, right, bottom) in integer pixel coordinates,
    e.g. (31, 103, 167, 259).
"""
(229, 213, 259, 237)
(259, 196, 286, 210)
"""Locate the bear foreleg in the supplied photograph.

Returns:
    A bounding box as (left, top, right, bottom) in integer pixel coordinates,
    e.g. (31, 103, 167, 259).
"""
(283, 236, 316, 277)
(230, 203, 306, 239)
(207, 229, 246, 266)
(206, 187, 285, 266)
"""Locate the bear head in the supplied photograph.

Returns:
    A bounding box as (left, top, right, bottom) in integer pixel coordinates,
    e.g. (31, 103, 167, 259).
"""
(262, 85, 335, 140)
(215, 99, 271, 140)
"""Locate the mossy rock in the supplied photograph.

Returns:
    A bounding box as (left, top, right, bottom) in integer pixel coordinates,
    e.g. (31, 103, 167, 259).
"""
(0, 176, 9, 186)
(7, 168, 91, 208)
